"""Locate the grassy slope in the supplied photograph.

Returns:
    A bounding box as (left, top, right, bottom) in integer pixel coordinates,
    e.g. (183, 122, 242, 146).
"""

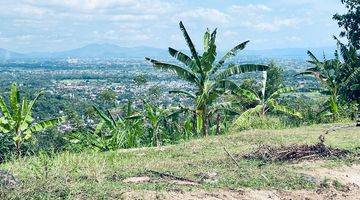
(1, 124, 359, 199)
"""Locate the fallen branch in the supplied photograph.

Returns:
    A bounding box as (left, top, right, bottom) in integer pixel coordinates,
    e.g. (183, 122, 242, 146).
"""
(325, 123, 357, 134)
(147, 170, 201, 184)
(224, 147, 241, 168)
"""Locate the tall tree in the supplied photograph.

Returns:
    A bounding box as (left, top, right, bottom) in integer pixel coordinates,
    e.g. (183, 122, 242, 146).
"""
(333, 0, 360, 49)
(146, 22, 268, 135)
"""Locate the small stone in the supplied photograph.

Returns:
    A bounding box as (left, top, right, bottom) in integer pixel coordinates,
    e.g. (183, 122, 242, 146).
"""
(123, 176, 151, 183)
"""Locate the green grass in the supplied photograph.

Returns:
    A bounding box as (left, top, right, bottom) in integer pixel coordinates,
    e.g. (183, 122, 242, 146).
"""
(1, 124, 359, 199)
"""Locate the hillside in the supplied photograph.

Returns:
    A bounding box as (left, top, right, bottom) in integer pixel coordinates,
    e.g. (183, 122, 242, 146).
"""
(1, 124, 359, 199)
(0, 44, 336, 60)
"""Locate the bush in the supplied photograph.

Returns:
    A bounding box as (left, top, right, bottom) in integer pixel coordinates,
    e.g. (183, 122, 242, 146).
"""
(234, 115, 298, 131)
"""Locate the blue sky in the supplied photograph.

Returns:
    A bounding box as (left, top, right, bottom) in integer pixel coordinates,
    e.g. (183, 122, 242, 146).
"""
(0, 0, 346, 53)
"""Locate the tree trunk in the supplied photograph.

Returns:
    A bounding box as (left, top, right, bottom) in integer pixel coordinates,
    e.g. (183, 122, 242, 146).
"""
(216, 112, 221, 135)
(15, 141, 21, 157)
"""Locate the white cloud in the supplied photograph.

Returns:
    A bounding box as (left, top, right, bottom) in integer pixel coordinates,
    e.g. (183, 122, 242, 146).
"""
(223, 30, 238, 37)
(110, 14, 157, 22)
(242, 17, 301, 32)
(175, 8, 230, 24)
(24, 0, 174, 14)
(230, 4, 272, 13)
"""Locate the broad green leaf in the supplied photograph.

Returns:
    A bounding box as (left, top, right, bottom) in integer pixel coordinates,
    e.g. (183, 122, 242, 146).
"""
(30, 116, 65, 133)
(168, 48, 192, 67)
(10, 83, 20, 120)
(179, 21, 202, 70)
(146, 57, 199, 85)
(234, 105, 264, 125)
(268, 87, 296, 100)
(217, 64, 268, 79)
(169, 90, 196, 99)
(93, 106, 115, 128)
(0, 96, 12, 120)
(268, 99, 302, 118)
(210, 40, 250, 75)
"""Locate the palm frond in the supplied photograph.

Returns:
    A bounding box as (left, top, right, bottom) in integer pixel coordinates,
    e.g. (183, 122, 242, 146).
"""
(29, 116, 66, 132)
(307, 51, 320, 64)
(93, 106, 115, 128)
(234, 105, 264, 125)
(0, 96, 12, 120)
(210, 40, 250, 75)
(168, 48, 192, 67)
(268, 87, 296, 100)
(202, 28, 217, 67)
(236, 88, 260, 102)
(217, 64, 268, 79)
(23, 90, 44, 123)
(10, 83, 20, 119)
(146, 57, 199, 84)
(268, 100, 302, 118)
(179, 21, 202, 70)
(169, 90, 196, 99)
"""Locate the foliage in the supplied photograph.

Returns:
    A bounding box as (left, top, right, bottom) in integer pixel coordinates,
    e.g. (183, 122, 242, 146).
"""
(233, 64, 301, 126)
(133, 74, 148, 86)
(334, 38, 360, 103)
(1, 125, 359, 199)
(299, 51, 344, 120)
(67, 101, 143, 151)
(333, 0, 360, 49)
(99, 89, 117, 105)
(146, 21, 268, 135)
(0, 83, 65, 156)
(299, 47, 359, 121)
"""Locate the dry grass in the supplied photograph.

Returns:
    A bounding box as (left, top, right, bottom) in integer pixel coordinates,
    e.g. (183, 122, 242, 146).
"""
(0, 123, 359, 199)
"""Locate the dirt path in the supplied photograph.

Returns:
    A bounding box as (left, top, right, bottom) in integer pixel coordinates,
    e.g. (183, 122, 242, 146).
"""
(121, 165, 360, 200)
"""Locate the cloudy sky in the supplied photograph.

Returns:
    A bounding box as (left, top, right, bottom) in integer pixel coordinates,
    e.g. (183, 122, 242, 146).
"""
(0, 0, 346, 53)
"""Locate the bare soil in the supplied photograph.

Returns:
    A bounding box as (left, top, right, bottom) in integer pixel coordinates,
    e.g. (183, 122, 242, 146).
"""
(121, 164, 360, 200)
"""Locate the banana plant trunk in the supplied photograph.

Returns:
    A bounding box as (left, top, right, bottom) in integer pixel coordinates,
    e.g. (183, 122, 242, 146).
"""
(196, 107, 208, 136)
(202, 107, 209, 136)
(216, 112, 221, 135)
(15, 130, 21, 157)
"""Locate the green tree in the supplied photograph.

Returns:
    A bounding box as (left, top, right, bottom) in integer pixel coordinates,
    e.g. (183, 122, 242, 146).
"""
(0, 83, 65, 156)
(265, 61, 284, 99)
(146, 21, 268, 135)
(333, 0, 360, 49)
(133, 74, 148, 86)
(99, 89, 117, 105)
(334, 38, 360, 102)
(232, 69, 301, 125)
(299, 51, 344, 120)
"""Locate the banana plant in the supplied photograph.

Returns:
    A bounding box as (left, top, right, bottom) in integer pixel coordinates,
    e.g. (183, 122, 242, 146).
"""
(231, 71, 302, 125)
(0, 83, 65, 156)
(90, 102, 143, 151)
(133, 102, 186, 147)
(146, 21, 268, 135)
(299, 50, 344, 120)
(334, 37, 360, 102)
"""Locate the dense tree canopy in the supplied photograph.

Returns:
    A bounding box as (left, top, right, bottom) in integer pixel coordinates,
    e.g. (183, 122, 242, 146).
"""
(333, 0, 360, 49)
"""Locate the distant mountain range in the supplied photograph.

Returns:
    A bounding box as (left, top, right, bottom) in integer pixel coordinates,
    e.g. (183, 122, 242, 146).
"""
(0, 43, 337, 61)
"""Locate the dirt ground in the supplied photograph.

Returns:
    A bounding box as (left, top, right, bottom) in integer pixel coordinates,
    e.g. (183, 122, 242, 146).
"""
(121, 164, 360, 200)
